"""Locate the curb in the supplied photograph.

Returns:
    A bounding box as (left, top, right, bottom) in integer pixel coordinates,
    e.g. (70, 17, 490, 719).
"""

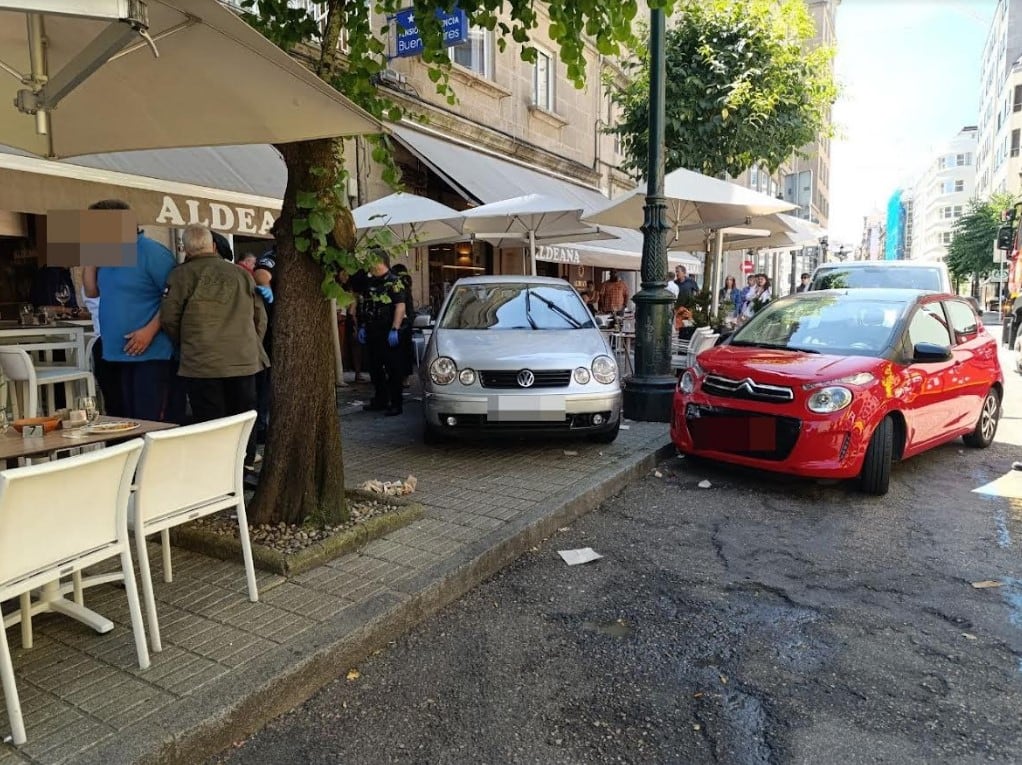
(81, 439, 675, 765)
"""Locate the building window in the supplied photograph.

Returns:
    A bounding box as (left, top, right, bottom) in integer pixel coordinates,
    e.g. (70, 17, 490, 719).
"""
(953, 205, 963, 218)
(955, 152, 973, 166)
(532, 49, 555, 111)
(1015, 84, 1022, 112)
(941, 231, 953, 245)
(749, 165, 759, 189)
(450, 28, 493, 79)
(955, 179, 964, 192)
(938, 157, 947, 170)
(1012, 129, 1020, 157)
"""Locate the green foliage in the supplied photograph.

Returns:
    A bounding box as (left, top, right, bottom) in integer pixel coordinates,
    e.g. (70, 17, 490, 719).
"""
(607, 0, 837, 179)
(946, 193, 1015, 286)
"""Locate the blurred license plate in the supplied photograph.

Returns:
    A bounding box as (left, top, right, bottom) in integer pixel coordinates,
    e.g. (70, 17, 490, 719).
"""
(686, 408, 776, 451)
(489, 396, 565, 422)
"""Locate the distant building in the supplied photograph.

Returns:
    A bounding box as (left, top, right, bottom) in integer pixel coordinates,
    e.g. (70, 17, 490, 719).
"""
(860, 211, 886, 261)
(909, 126, 977, 262)
(976, 0, 1022, 198)
(885, 189, 909, 261)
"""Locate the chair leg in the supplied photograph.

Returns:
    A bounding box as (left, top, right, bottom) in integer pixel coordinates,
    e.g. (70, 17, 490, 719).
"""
(235, 500, 259, 603)
(72, 571, 83, 606)
(85, 373, 96, 398)
(119, 547, 150, 670)
(160, 529, 172, 583)
(135, 529, 162, 653)
(18, 593, 31, 650)
(0, 609, 26, 746)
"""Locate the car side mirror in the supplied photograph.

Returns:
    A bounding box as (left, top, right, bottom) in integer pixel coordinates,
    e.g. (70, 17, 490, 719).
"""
(912, 342, 952, 363)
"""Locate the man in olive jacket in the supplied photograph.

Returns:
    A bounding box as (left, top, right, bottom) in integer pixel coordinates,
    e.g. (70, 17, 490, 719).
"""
(160, 223, 269, 467)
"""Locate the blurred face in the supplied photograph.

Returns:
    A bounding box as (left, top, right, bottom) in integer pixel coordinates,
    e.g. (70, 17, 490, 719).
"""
(800, 274, 810, 283)
(757, 275, 767, 287)
(676, 267, 685, 279)
(371, 262, 389, 277)
(747, 276, 756, 286)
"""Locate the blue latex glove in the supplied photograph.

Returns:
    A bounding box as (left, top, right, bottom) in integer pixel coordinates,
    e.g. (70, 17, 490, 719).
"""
(388, 329, 400, 348)
(357, 327, 367, 345)
(256, 285, 274, 304)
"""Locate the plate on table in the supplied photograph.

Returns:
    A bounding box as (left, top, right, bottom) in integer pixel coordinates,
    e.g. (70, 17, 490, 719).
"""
(86, 421, 141, 435)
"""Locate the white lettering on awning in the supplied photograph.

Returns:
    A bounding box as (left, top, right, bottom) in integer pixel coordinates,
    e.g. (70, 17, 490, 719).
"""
(536, 245, 581, 264)
(153, 195, 278, 236)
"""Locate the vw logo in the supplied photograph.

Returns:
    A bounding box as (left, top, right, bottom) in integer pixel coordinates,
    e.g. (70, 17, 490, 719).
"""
(517, 369, 536, 388)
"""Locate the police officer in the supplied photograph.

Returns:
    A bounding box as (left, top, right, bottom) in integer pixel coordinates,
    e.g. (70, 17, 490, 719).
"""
(358, 251, 408, 416)
(252, 242, 275, 444)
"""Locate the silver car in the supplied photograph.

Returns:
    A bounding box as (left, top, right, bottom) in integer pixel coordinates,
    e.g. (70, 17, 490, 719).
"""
(419, 276, 623, 443)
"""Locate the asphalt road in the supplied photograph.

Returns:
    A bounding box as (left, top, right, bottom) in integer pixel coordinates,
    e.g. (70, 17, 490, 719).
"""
(217, 342, 1022, 765)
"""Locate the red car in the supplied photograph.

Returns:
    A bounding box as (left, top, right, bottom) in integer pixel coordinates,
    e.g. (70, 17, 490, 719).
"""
(672, 289, 1003, 495)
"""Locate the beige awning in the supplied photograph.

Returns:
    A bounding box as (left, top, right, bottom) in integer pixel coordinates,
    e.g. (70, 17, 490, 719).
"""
(0, 146, 283, 236)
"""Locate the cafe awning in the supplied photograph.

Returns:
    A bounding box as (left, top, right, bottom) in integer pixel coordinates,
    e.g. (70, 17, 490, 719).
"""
(0, 143, 285, 237)
(391, 124, 610, 212)
(536, 225, 703, 273)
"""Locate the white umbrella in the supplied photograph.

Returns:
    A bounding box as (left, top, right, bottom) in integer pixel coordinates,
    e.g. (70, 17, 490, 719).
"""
(461, 193, 612, 276)
(0, 0, 380, 158)
(585, 167, 797, 244)
(352, 192, 466, 248)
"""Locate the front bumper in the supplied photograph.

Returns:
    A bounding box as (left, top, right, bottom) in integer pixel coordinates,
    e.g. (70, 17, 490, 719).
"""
(423, 388, 623, 435)
(670, 392, 872, 479)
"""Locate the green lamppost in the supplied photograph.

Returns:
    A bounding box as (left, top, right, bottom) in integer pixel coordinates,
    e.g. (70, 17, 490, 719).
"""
(623, 6, 676, 422)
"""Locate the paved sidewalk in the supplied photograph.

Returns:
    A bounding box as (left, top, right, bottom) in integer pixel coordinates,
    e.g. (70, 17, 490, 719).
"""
(0, 394, 671, 765)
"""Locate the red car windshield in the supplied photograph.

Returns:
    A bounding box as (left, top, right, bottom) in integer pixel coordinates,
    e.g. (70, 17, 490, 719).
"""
(731, 295, 908, 356)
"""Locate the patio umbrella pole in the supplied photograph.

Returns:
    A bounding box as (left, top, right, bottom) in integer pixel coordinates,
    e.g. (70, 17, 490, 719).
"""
(710, 227, 725, 318)
(623, 6, 676, 423)
(529, 229, 537, 276)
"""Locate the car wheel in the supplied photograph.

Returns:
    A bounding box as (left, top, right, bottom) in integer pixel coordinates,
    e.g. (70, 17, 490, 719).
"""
(588, 421, 620, 444)
(963, 388, 1000, 449)
(859, 416, 893, 496)
(423, 423, 446, 445)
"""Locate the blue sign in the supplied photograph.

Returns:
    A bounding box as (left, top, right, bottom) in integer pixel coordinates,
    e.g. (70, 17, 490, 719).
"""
(393, 6, 468, 58)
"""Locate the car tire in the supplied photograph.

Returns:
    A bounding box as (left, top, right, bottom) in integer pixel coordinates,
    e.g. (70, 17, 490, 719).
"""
(588, 421, 620, 444)
(859, 416, 893, 496)
(963, 388, 1000, 449)
(423, 423, 446, 445)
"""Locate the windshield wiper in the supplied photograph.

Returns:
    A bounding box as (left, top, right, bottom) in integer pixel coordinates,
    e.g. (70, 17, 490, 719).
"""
(523, 288, 539, 330)
(527, 289, 583, 328)
(730, 340, 820, 354)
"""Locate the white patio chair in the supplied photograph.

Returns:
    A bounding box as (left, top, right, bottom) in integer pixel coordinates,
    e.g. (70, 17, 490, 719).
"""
(0, 346, 95, 418)
(0, 439, 148, 747)
(131, 411, 258, 653)
(685, 328, 719, 369)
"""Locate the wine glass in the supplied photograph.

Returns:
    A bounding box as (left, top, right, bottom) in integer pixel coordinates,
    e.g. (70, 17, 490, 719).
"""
(54, 285, 70, 318)
(77, 396, 99, 426)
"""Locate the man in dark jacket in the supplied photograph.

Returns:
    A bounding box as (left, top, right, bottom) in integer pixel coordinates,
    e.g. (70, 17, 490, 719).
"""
(674, 265, 699, 303)
(358, 251, 408, 416)
(160, 224, 269, 467)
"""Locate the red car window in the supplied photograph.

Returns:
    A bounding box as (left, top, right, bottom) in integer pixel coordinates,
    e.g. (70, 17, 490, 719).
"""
(908, 303, 952, 347)
(945, 299, 979, 345)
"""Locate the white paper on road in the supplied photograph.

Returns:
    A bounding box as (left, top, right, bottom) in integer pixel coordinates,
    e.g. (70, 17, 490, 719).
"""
(558, 547, 603, 565)
(972, 470, 1022, 500)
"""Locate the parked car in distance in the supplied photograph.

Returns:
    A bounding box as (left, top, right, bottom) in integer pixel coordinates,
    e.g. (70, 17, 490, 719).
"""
(809, 260, 951, 293)
(672, 289, 1003, 495)
(420, 276, 622, 443)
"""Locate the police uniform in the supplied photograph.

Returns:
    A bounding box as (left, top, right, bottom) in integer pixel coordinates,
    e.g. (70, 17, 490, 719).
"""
(360, 270, 409, 414)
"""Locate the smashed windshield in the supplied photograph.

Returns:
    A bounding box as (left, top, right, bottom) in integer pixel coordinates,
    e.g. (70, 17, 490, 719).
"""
(731, 295, 909, 356)
(812, 266, 943, 291)
(438, 283, 595, 330)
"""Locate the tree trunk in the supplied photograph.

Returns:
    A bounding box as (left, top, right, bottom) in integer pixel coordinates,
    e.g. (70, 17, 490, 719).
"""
(251, 138, 346, 527)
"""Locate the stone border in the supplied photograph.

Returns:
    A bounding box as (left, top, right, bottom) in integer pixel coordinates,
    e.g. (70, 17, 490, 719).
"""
(168, 490, 423, 577)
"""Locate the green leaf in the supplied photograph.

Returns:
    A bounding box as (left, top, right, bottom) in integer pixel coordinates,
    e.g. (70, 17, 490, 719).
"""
(292, 217, 309, 234)
(294, 236, 310, 253)
(308, 210, 334, 235)
(296, 191, 318, 209)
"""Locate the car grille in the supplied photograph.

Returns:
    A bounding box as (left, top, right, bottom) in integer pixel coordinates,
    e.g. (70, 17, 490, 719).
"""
(702, 374, 794, 404)
(478, 370, 572, 389)
(685, 404, 801, 461)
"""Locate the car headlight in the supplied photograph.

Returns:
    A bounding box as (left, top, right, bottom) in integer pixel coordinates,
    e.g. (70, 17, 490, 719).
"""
(458, 368, 476, 386)
(680, 369, 698, 394)
(573, 367, 591, 385)
(429, 356, 457, 385)
(807, 386, 853, 413)
(591, 355, 617, 384)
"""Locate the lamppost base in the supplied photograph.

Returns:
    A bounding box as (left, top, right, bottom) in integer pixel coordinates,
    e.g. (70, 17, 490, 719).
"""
(622, 375, 676, 423)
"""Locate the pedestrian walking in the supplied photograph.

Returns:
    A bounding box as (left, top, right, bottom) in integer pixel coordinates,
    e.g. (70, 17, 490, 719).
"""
(160, 223, 269, 469)
(795, 272, 810, 293)
(358, 251, 409, 416)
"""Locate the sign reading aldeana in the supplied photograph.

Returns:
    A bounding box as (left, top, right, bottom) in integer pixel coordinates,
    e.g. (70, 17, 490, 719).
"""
(155, 195, 277, 236)
(536, 245, 581, 265)
(393, 5, 468, 58)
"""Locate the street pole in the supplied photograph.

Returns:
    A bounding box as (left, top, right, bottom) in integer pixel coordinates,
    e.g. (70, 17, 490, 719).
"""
(623, 6, 675, 423)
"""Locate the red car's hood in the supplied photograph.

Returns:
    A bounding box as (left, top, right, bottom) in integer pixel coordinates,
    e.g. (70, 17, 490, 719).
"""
(699, 345, 882, 384)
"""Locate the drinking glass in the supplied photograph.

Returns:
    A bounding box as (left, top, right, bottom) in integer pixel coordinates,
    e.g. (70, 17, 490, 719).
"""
(77, 396, 99, 426)
(54, 285, 70, 317)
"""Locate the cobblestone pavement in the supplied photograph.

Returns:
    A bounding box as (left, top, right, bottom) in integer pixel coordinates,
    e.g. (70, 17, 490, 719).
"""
(0, 387, 668, 765)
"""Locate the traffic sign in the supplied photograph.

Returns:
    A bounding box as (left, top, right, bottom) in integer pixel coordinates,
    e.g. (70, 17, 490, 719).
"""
(992, 268, 1009, 281)
(741, 260, 754, 274)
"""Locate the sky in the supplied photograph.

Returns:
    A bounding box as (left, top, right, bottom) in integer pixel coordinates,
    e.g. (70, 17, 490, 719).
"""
(829, 0, 997, 247)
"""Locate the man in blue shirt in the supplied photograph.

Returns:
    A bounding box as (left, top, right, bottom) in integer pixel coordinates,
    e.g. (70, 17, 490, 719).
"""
(82, 199, 183, 423)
